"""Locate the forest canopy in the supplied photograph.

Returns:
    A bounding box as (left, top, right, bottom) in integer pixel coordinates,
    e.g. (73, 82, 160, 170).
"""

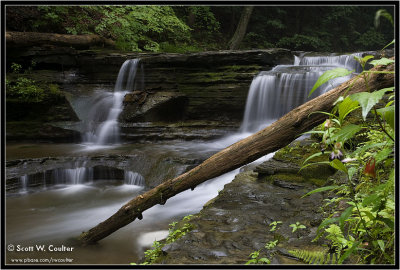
(5, 5, 394, 52)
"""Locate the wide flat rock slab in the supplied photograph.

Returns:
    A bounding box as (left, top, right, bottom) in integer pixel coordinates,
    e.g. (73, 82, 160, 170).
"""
(159, 170, 327, 264)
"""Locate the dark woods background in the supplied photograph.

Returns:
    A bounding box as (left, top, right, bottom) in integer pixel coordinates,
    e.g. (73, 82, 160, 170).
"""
(5, 5, 395, 53)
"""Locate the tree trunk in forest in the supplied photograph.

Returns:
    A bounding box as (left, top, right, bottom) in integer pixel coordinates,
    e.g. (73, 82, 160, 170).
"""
(79, 63, 394, 245)
(187, 9, 196, 28)
(6, 31, 115, 48)
(228, 6, 254, 50)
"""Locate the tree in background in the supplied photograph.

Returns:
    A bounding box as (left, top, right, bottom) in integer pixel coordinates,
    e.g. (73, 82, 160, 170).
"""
(5, 5, 394, 53)
(227, 6, 254, 50)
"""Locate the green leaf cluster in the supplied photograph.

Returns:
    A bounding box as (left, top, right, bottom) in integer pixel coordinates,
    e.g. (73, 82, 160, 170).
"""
(136, 214, 195, 265)
(6, 63, 63, 103)
(289, 249, 337, 264)
(302, 49, 395, 264)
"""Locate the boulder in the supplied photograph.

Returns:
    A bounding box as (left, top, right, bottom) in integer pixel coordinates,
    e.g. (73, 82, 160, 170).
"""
(120, 91, 188, 122)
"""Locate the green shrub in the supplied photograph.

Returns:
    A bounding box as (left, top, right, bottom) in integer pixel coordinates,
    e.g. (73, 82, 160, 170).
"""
(355, 28, 386, 50)
(6, 77, 62, 103)
(277, 34, 330, 51)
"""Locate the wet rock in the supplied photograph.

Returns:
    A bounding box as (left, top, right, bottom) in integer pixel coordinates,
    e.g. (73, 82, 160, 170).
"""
(6, 122, 80, 143)
(120, 120, 239, 142)
(120, 91, 188, 122)
(210, 250, 228, 257)
(161, 242, 180, 253)
(158, 169, 328, 264)
(5, 149, 206, 193)
(258, 138, 336, 184)
(7, 48, 294, 123)
(255, 159, 300, 175)
(272, 179, 305, 190)
(6, 94, 79, 122)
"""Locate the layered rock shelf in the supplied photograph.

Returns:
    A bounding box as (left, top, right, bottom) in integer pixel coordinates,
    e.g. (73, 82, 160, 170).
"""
(6, 46, 294, 142)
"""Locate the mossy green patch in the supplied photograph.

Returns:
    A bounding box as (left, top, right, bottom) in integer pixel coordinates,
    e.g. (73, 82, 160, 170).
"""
(266, 173, 326, 187)
(273, 139, 327, 166)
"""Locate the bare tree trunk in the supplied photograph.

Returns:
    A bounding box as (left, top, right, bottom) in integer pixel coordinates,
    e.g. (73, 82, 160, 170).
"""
(6, 31, 115, 48)
(79, 63, 394, 245)
(228, 6, 254, 50)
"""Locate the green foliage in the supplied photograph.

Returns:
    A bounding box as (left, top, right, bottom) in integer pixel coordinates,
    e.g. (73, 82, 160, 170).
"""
(350, 88, 393, 120)
(159, 42, 202, 53)
(11, 63, 23, 73)
(245, 250, 271, 265)
(265, 240, 278, 250)
(6, 63, 63, 103)
(302, 185, 340, 198)
(187, 6, 220, 34)
(243, 32, 274, 49)
(369, 58, 395, 67)
(6, 78, 45, 102)
(6, 6, 395, 52)
(289, 221, 306, 233)
(32, 6, 191, 52)
(355, 28, 387, 50)
(269, 220, 282, 232)
(302, 49, 395, 264)
(374, 9, 393, 28)
(137, 214, 195, 264)
(376, 105, 394, 130)
(309, 68, 354, 97)
(330, 124, 361, 145)
(289, 249, 337, 264)
(276, 34, 330, 51)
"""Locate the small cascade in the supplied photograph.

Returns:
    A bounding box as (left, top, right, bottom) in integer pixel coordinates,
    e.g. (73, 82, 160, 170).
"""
(241, 53, 363, 133)
(124, 171, 145, 186)
(82, 59, 144, 145)
(52, 167, 93, 185)
(14, 165, 145, 192)
(294, 52, 364, 73)
(20, 175, 28, 193)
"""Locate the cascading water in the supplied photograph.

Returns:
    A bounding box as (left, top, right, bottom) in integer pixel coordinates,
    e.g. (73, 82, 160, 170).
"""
(17, 167, 145, 192)
(82, 59, 143, 145)
(124, 171, 145, 186)
(51, 167, 93, 185)
(20, 174, 28, 193)
(241, 53, 363, 133)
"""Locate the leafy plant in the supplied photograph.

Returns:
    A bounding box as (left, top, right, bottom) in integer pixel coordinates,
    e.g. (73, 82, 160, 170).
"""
(134, 214, 195, 264)
(269, 220, 282, 232)
(302, 43, 395, 264)
(6, 63, 62, 103)
(265, 240, 278, 250)
(289, 249, 337, 264)
(289, 221, 306, 233)
(245, 250, 271, 265)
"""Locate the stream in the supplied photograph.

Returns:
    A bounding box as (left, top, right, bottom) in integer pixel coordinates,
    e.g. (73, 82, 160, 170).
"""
(5, 52, 363, 265)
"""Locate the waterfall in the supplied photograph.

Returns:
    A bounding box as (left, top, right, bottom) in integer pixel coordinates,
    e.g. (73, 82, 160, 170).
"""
(240, 53, 363, 133)
(82, 59, 143, 145)
(17, 167, 145, 190)
(20, 175, 28, 193)
(124, 171, 145, 186)
(52, 167, 93, 185)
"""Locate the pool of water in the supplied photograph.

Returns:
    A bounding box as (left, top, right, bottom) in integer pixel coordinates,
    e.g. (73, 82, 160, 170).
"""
(5, 136, 248, 265)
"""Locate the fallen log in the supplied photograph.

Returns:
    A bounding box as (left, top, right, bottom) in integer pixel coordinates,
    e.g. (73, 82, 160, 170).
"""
(79, 63, 394, 244)
(6, 31, 115, 48)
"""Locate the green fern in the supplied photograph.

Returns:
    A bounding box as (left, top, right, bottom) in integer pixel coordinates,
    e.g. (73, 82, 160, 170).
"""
(289, 249, 338, 264)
